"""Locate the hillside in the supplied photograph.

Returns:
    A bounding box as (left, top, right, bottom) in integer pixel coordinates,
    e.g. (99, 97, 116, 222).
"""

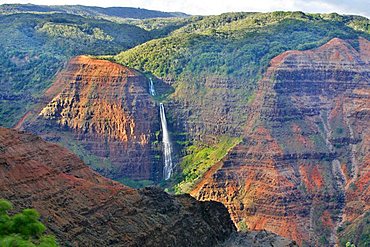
(0, 10, 193, 128)
(0, 4, 189, 20)
(191, 37, 370, 246)
(110, 12, 370, 246)
(3, 9, 369, 246)
(0, 127, 300, 246)
(113, 11, 370, 192)
(0, 127, 235, 246)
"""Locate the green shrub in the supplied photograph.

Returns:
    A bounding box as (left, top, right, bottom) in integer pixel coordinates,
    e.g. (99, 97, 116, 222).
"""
(238, 220, 249, 233)
(0, 199, 58, 247)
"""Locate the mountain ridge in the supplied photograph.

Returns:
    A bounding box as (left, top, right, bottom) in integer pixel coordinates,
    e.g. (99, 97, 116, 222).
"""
(0, 4, 189, 19)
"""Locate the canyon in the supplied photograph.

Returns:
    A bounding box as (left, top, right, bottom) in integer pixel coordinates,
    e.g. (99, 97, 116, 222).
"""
(191, 37, 370, 246)
(0, 127, 299, 246)
(2, 8, 369, 246)
(16, 37, 370, 246)
(0, 127, 234, 246)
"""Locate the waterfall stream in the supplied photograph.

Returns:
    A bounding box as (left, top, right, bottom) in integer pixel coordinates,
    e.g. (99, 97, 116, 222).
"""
(149, 78, 156, 96)
(160, 103, 173, 180)
(148, 78, 173, 180)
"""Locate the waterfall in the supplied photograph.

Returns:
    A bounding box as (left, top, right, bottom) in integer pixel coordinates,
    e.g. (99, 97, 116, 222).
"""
(149, 78, 156, 96)
(160, 103, 173, 180)
(149, 77, 173, 180)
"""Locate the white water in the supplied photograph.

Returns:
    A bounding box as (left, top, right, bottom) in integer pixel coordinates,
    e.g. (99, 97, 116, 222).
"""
(160, 103, 173, 180)
(149, 78, 156, 96)
(149, 78, 173, 180)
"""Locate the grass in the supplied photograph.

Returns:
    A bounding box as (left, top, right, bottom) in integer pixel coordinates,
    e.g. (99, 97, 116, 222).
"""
(174, 136, 242, 194)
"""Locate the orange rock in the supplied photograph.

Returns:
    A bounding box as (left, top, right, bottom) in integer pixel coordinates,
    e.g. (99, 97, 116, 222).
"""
(20, 56, 160, 180)
(192, 38, 370, 246)
(0, 127, 236, 246)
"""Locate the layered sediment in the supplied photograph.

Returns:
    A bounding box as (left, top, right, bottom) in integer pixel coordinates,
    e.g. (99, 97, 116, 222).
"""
(192, 38, 370, 246)
(0, 127, 235, 246)
(21, 56, 160, 180)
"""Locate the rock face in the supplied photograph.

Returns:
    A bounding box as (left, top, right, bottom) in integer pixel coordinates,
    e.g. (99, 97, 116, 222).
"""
(169, 76, 251, 143)
(20, 56, 161, 181)
(192, 38, 370, 246)
(0, 127, 235, 246)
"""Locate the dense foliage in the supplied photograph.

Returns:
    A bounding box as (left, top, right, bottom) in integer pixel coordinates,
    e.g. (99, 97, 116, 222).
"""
(0, 4, 188, 20)
(0, 12, 153, 127)
(115, 12, 370, 81)
(0, 199, 58, 247)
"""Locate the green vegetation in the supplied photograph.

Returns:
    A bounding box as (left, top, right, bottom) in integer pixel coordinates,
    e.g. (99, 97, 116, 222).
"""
(0, 199, 58, 247)
(115, 12, 369, 81)
(116, 178, 155, 188)
(0, 4, 189, 20)
(174, 136, 241, 194)
(38, 22, 113, 41)
(237, 220, 249, 233)
(121, 16, 201, 38)
(0, 12, 154, 127)
(339, 212, 370, 247)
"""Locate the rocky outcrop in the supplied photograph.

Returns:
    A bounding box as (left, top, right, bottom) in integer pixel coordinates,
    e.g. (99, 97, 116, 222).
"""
(192, 38, 370, 246)
(0, 127, 235, 246)
(20, 56, 161, 181)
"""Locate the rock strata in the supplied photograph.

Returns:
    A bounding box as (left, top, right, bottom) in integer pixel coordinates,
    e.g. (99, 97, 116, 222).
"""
(192, 38, 370, 246)
(20, 56, 160, 180)
(0, 127, 235, 247)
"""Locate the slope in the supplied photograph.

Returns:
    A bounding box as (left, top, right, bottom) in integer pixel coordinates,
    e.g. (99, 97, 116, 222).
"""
(191, 37, 370, 246)
(0, 12, 156, 128)
(0, 4, 189, 19)
(19, 55, 162, 182)
(0, 127, 235, 246)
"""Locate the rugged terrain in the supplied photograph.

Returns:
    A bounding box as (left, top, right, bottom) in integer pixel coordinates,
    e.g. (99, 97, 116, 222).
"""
(0, 9, 191, 127)
(1, 8, 369, 247)
(0, 127, 235, 246)
(20, 56, 161, 181)
(115, 11, 370, 143)
(191, 37, 370, 246)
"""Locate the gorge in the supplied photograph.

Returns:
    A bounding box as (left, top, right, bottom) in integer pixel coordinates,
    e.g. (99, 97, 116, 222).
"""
(0, 6, 369, 247)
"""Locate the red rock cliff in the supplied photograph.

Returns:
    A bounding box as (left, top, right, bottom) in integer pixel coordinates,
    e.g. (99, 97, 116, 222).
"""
(0, 127, 235, 246)
(21, 56, 160, 180)
(192, 38, 370, 246)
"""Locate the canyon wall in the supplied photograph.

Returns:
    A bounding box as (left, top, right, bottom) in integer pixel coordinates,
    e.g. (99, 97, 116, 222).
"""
(0, 127, 236, 246)
(191, 38, 370, 246)
(20, 56, 161, 181)
(169, 76, 252, 143)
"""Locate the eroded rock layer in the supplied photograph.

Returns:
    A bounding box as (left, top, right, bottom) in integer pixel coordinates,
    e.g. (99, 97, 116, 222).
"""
(192, 38, 370, 246)
(21, 56, 160, 180)
(0, 127, 235, 246)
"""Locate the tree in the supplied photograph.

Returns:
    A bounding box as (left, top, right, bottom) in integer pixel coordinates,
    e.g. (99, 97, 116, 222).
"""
(0, 199, 58, 247)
